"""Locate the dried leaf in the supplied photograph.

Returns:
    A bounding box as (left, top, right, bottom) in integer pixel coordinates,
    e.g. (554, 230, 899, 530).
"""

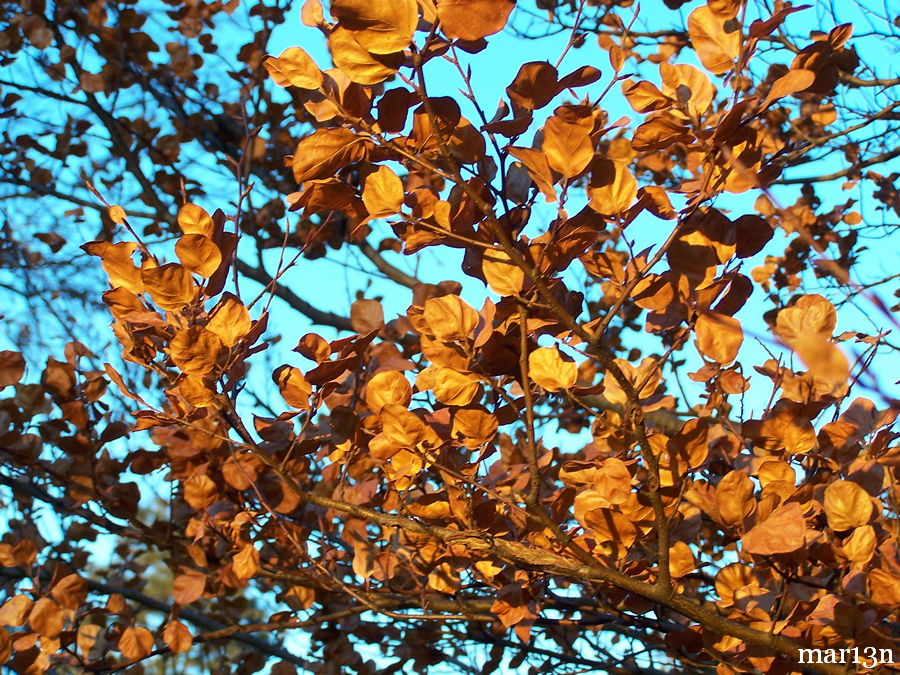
(528, 346, 577, 392)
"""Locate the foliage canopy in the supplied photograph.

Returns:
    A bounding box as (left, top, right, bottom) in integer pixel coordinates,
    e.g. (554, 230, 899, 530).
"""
(0, 1, 899, 674)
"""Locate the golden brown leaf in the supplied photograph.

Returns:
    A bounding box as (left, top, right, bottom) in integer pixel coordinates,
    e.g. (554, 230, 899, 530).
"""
(422, 295, 478, 341)
(273, 365, 312, 409)
(542, 114, 594, 178)
(694, 311, 743, 364)
(168, 327, 223, 375)
(366, 370, 413, 412)
(162, 620, 192, 654)
(177, 203, 214, 238)
(141, 263, 197, 310)
(119, 625, 154, 661)
(175, 234, 222, 278)
(0, 351, 26, 389)
(331, 0, 418, 54)
(741, 502, 806, 555)
(206, 293, 252, 347)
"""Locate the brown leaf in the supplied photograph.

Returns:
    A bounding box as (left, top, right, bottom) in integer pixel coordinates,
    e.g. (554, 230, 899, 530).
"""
(28, 597, 64, 638)
(183, 474, 218, 510)
(506, 61, 558, 110)
(0, 351, 26, 389)
(350, 298, 386, 333)
(173, 570, 206, 604)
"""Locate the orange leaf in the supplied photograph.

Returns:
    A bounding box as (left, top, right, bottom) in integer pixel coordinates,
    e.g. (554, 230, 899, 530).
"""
(694, 311, 743, 364)
(437, 0, 516, 41)
(273, 365, 312, 409)
(162, 620, 192, 653)
(741, 502, 806, 555)
(362, 165, 404, 217)
(687, 6, 741, 75)
(824, 480, 873, 531)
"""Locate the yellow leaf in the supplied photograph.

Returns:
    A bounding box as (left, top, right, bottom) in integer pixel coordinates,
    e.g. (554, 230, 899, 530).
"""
(175, 234, 222, 278)
(264, 46, 323, 89)
(362, 165, 404, 217)
(177, 203, 214, 238)
(108, 204, 127, 223)
(528, 346, 577, 392)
